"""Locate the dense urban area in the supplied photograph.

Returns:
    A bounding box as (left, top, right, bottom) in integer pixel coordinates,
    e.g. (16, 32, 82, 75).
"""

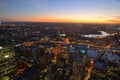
(0, 22, 120, 80)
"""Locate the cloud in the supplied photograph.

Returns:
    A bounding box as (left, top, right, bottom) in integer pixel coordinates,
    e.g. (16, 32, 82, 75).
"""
(112, 16, 120, 19)
(107, 20, 120, 23)
(104, 13, 120, 23)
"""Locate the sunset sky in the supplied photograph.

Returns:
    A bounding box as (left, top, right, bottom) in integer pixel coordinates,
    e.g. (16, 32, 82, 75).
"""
(0, 0, 120, 24)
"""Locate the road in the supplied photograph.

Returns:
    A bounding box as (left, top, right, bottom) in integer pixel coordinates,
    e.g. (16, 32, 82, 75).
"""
(14, 65, 41, 80)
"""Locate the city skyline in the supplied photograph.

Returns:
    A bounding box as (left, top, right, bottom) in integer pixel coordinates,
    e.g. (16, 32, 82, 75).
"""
(0, 0, 120, 24)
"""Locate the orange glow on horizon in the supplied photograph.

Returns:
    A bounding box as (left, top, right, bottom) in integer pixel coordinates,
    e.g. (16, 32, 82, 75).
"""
(16, 17, 120, 24)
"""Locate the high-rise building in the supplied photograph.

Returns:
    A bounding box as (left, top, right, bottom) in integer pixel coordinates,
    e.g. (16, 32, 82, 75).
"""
(56, 44, 70, 66)
(0, 46, 17, 80)
(71, 45, 87, 80)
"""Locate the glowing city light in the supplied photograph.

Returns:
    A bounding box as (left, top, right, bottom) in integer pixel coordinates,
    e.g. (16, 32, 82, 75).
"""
(0, 46, 2, 50)
(81, 50, 86, 54)
(4, 55, 9, 58)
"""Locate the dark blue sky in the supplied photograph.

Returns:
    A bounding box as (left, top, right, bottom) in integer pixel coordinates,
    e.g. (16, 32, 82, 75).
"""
(0, 0, 120, 23)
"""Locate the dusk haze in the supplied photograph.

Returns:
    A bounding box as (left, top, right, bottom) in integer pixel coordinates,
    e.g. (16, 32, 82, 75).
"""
(0, 0, 120, 24)
(0, 0, 120, 80)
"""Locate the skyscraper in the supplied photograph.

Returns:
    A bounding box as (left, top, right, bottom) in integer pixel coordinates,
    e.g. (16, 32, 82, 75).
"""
(0, 46, 17, 80)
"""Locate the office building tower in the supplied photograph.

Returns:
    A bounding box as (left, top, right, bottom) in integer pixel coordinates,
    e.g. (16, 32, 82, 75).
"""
(0, 46, 17, 80)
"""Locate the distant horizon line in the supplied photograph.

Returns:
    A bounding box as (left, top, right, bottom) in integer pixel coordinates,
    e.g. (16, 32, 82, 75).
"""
(1, 21, 120, 25)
